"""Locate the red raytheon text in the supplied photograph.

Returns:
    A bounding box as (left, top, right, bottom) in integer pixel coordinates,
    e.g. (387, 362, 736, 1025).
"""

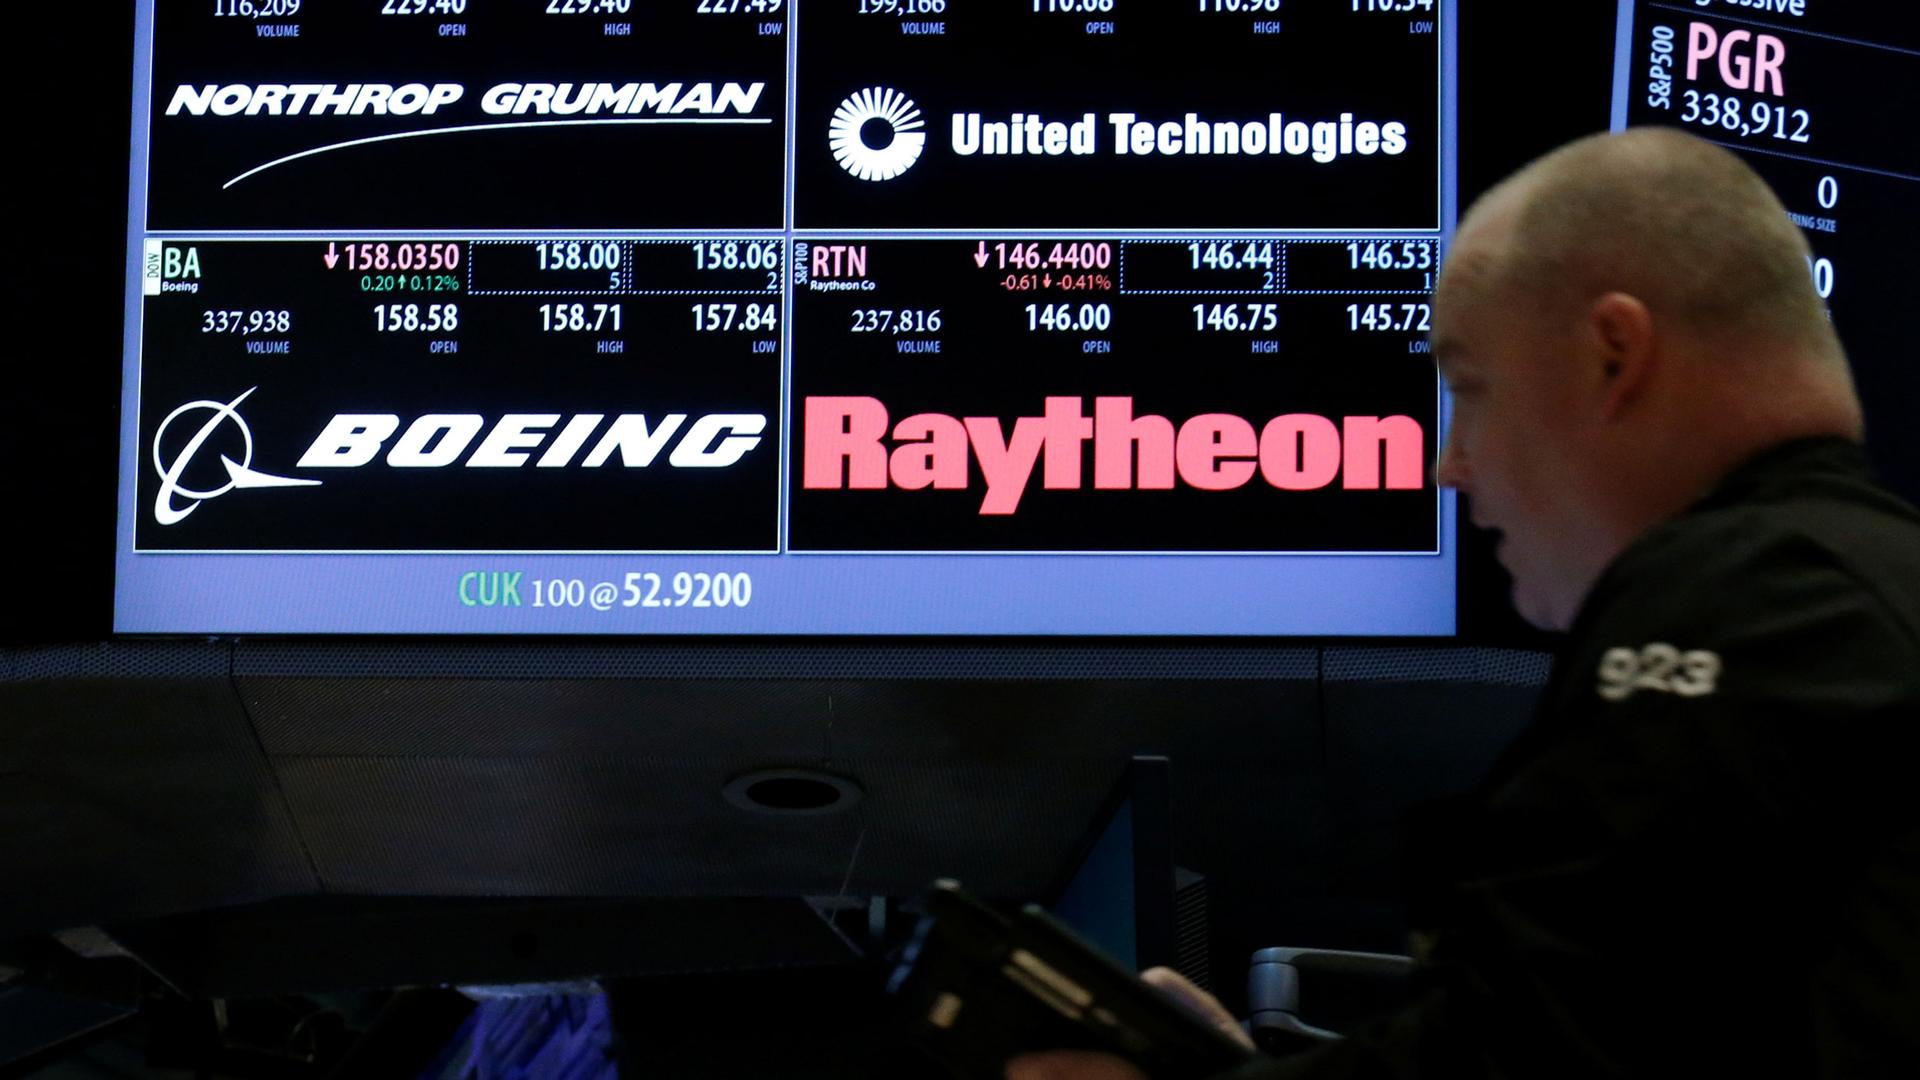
(802, 396, 1425, 515)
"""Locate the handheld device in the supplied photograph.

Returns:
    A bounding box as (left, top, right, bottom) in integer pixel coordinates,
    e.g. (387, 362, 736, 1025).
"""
(885, 880, 1258, 1080)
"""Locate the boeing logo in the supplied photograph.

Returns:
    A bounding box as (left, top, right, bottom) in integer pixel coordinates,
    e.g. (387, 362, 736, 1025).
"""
(150, 391, 768, 526)
(151, 388, 320, 526)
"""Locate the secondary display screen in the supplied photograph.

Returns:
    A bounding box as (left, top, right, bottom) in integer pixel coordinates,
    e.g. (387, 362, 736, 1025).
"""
(116, 0, 1457, 635)
(1610, 1, 1920, 509)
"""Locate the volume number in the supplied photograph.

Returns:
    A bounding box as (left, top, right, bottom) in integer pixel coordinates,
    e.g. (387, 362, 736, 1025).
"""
(215, 0, 301, 16)
(1680, 91, 1811, 143)
(858, 0, 939, 14)
(852, 308, 943, 334)
(201, 310, 291, 335)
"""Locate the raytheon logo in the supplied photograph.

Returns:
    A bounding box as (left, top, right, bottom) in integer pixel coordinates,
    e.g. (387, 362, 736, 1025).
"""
(150, 390, 767, 525)
(804, 397, 1425, 515)
(829, 87, 927, 181)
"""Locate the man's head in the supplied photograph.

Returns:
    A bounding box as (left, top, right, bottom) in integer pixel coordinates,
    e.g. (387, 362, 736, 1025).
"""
(1434, 128, 1861, 630)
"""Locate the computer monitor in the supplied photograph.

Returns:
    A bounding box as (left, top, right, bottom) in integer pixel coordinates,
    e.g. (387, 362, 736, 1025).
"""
(1046, 756, 1183, 976)
(114, 1, 1461, 636)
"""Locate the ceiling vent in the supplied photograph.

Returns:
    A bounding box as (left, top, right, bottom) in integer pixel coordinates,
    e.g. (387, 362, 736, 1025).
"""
(722, 769, 863, 816)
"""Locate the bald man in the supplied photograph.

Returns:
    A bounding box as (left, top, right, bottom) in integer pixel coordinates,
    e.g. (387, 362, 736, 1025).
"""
(1008, 129, 1920, 1078)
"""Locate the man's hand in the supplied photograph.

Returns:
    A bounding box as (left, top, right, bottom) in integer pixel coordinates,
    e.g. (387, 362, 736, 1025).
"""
(1004, 967, 1255, 1080)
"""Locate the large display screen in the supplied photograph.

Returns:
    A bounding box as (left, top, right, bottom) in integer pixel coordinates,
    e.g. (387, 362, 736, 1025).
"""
(116, 0, 1458, 635)
(1610, 1, 1920, 508)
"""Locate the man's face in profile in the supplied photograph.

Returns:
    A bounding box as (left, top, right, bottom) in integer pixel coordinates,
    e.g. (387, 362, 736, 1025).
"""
(1432, 217, 1594, 631)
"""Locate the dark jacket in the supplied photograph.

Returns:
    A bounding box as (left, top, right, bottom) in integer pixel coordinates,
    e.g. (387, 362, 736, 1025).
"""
(1230, 438, 1920, 1078)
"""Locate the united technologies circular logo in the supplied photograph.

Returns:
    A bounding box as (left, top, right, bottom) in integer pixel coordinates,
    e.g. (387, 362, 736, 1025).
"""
(829, 87, 926, 182)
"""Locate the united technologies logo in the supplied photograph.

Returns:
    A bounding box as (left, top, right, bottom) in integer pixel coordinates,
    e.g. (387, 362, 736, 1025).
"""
(828, 87, 926, 182)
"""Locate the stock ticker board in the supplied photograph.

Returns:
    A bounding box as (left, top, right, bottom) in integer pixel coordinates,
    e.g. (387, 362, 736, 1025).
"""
(119, 0, 1460, 635)
(1612, 1, 1920, 511)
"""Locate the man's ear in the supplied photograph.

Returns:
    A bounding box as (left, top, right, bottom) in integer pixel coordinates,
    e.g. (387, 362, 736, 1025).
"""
(1588, 292, 1655, 421)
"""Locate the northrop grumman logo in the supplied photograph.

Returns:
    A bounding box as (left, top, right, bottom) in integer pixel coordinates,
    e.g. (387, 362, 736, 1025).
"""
(163, 80, 771, 188)
(150, 389, 767, 525)
(829, 88, 926, 182)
